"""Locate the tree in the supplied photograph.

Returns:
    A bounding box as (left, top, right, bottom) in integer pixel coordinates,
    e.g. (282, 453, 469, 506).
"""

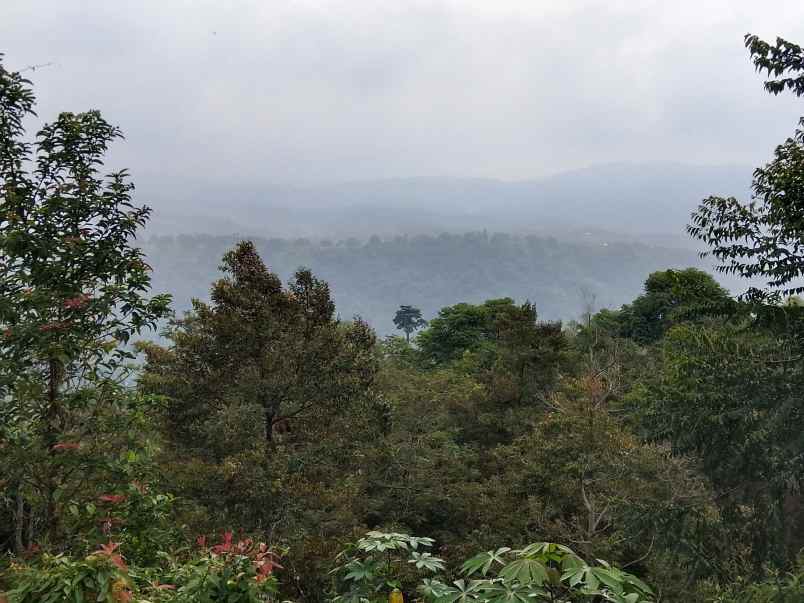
(682, 33, 804, 570)
(614, 268, 731, 344)
(393, 305, 427, 343)
(143, 240, 377, 447)
(416, 299, 568, 406)
(0, 54, 170, 546)
(636, 322, 804, 569)
(139, 241, 378, 526)
(689, 34, 804, 298)
(416, 298, 535, 366)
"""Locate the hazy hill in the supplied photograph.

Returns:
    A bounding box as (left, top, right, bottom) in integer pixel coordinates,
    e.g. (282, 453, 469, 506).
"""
(146, 162, 752, 248)
(143, 231, 743, 335)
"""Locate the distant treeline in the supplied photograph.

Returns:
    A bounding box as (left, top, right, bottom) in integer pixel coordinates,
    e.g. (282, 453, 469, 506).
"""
(144, 231, 724, 333)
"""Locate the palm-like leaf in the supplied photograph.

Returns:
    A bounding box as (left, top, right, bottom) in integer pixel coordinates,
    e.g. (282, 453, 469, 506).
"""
(409, 551, 446, 572)
(460, 548, 511, 576)
(498, 558, 549, 586)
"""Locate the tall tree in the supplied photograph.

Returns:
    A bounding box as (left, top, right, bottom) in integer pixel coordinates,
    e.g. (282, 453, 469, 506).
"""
(689, 34, 804, 298)
(393, 305, 427, 343)
(142, 241, 377, 450)
(613, 268, 732, 344)
(139, 242, 377, 526)
(638, 322, 804, 568)
(683, 35, 804, 568)
(0, 54, 170, 545)
(416, 298, 518, 366)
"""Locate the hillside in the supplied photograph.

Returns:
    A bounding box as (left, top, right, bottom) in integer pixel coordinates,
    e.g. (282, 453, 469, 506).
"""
(144, 231, 737, 334)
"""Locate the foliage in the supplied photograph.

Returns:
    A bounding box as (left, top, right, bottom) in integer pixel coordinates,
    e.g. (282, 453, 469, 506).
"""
(0, 53, 170, 549)
(610, 269, 732, 343)
(3, 37, 804, 603)
(417, 298, 529, 365)
(745, 34, 804, 99)
(138, 241, 378, 533)
(446, 541, 654, 603)
(141, 533, 282, 603)
(634, 322, 804, 568)
(1, 533, 282, 603)
(699, 557, 804, 602)
(689, 34, 804, 297)
(142, 232, 712, 337)
(0, 53, 170, 395)
(393, 306, 427, 343)
(330, 532, 655, 603)
(2, 544, 134, 603)
(415, 298, 569, 411)
(330, 531, 443, 602)
(141, 240, 376, 450)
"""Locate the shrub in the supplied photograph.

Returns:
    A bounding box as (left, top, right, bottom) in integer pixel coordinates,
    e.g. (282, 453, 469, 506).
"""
(330, 531, 655, 603)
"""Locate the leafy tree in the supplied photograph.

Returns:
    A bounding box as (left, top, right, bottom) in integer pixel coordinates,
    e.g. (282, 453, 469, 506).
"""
(698, 558, 804, 602)
(474, 375, 722, 591)
(416, 300, 502, 365)
(359, 363, 484, 539)
(414, 298, 568, 443)
(393, 305, 427, 343)
(0, 53, 170, 547)
(635, 322, 804, 568)
(610, 269, 731, 344)
(143, 241, 377, 448)
(689, 34, 804, 297)
(416, 298, 564, 371)
(139, 241, 378, 526)
(486, 302, 567, 406)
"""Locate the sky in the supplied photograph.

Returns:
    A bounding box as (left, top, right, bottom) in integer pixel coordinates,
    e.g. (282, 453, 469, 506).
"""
(2, 0, 804, 196)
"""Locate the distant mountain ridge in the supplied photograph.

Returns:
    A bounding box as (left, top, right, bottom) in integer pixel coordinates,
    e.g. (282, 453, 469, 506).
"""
(141, 162, 754, 333)
(145, 161, 753, 248)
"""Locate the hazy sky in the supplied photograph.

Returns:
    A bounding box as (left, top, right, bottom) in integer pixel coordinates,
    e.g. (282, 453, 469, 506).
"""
(3, 0, 804, 194)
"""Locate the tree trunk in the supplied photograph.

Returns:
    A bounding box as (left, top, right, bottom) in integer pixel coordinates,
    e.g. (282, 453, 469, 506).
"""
(43, 356, 62, 541)
(26, 504, 34, 551)
(14, 488, 25, 554)
(264, 406, 274, 445)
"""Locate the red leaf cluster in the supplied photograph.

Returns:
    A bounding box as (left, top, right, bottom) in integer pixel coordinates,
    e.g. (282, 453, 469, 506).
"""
(254, 543, 282, 582)
(95, 541, 127, 571)
(63, 293, 92, 310)
(200, 531, 283, 583)
(39, 321, 69, 332)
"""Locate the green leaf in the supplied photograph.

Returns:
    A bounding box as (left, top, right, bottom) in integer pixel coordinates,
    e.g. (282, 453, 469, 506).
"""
(498, 558, 549, 586)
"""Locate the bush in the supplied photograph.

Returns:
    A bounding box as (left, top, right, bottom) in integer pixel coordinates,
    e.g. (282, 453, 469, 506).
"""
(330, 531, 655, 603)
(2, 543, 133, 603)
(1, 533, 283, 603)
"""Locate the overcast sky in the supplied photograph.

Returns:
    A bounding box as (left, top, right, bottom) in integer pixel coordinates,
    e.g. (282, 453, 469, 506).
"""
(2, 0, 804, 194)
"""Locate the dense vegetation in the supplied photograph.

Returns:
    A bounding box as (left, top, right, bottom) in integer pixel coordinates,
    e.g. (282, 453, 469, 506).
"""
(2, 33, 804, 602)
(142, 231, 724, 336)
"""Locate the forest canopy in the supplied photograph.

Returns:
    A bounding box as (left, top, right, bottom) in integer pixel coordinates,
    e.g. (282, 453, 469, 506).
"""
(1, 32, 804, 603)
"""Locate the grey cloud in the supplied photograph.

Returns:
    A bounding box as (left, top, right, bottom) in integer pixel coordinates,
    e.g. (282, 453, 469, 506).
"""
(2, 0, 804, 195)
